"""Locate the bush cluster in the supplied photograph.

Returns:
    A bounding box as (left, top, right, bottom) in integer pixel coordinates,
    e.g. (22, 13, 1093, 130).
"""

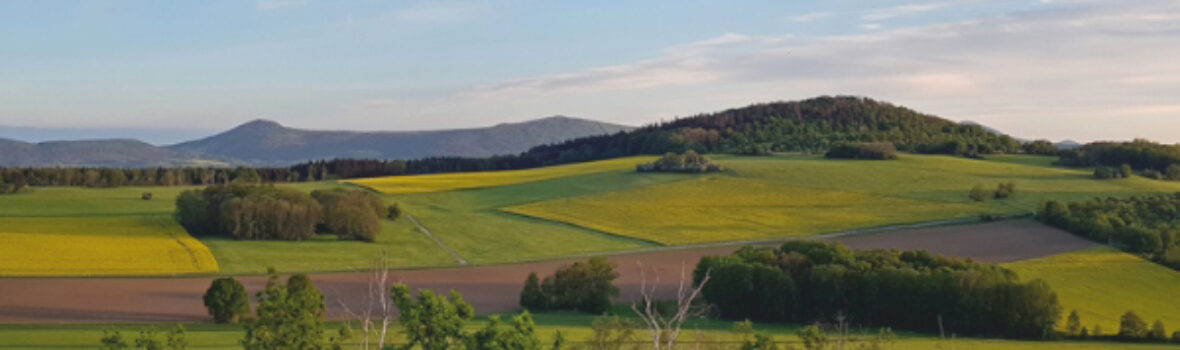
(636, 150, 722, 173)
(176, 184, 391, 241)
(824, 143, 899, 160)
(519, 257, 620, 314)
(1036, 195, 1180, 266)
(969, 182, 1017, 202)
(692, 241, 1061, 339)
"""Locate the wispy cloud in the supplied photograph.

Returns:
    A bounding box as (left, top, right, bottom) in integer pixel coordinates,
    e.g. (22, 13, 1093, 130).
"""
(863, 3, 948, 21)
(789, 12, 831, 22)
(336, 1, 1180, 142)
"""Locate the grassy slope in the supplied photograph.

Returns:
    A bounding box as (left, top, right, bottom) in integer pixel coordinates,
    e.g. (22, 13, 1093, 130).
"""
(1005, 247, 1180, 334)
(389, 169, 692, 264)
(346, 156, 658, 194)
(504, 154, 1180, 244)
(1, 314, 1174, 350)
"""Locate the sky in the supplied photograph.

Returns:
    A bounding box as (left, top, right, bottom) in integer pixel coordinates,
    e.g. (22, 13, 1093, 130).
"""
(1, 0, 1178, 145)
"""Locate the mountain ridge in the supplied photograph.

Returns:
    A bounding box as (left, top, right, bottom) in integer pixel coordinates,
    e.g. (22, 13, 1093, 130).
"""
(0, 116, 633, 167)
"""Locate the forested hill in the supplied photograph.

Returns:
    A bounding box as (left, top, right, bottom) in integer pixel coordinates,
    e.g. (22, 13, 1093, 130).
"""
(517, 96, 1022, 165)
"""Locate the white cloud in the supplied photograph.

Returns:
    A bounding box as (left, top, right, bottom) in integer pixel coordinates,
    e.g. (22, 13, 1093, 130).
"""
(861, 23, 883, 30)
(330, 0, 1180, 143)
(863, 3, 948, 21)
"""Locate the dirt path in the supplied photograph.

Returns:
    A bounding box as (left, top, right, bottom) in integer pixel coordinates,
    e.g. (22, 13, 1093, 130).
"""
(0, 220, 1093, 323)
(407, 214, 467, 265)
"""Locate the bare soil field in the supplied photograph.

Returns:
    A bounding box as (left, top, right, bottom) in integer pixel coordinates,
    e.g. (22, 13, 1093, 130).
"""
(0, 220, 1093, 323)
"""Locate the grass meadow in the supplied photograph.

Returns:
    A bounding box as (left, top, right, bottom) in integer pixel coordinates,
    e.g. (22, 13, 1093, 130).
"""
(1005, 246, 1180, 334)
(505, 154, 1180, 244)
(345, 156, 657, 194)
(1, 313, 1176, 350)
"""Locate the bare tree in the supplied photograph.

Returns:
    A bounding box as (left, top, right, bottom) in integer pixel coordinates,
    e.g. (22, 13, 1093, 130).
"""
(334, 251, 396, 349)
(631, 262, 711, 350)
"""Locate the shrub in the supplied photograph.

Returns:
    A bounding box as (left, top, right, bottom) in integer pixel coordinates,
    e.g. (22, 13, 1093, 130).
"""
(202, 277, 250, 324)
(387, 203, 402, 220)
(969, 184, 989, 202)
(994, 182, 1016, 199)
(141, 192, 153, 200)
(466, 312, 542, 350)
(1168, 164, 1180, 180)
(391, 284, 474, 350)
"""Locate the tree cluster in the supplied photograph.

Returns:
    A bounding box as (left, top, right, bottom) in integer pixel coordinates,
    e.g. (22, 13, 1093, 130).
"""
(176, 184, 389, 241)
(241, 271, 351, 350)
(1036, 195, 1180, 267)
(970, 182, 1016, 202)
(519, 257, 620, 314)
(692, 241, 1061, 339)
(393, 283, 543, 350)
(636, 150, 722, 173)
(1059, 139, 1180, 180)
(1093, 164, 1134, 180)
(824, 143, 899, 160)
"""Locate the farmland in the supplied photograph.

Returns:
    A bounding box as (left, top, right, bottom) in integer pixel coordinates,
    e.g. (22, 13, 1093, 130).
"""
(505, 154, 1180, 244)
(8, 153, 1180, 275)
(345, 156, 657, 194)
(1005, 246, 1180, 334)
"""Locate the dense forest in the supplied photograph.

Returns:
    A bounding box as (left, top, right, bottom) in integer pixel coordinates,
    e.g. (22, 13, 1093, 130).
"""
(1058, 140, 1180, 180)
(824, 143, 900, 160)
(175, 184, 390, 241)
(0, 96, 1027, 192)
(693, 241, 1061, 339)
(1037, 195, 1180, 268)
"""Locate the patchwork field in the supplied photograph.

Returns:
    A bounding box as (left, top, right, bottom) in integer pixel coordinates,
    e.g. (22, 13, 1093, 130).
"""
(1005, 247, 1180, 334)
(0, 216, 217, 276)
(505, 154, 1180, 244)
(346, 156, 658, 194)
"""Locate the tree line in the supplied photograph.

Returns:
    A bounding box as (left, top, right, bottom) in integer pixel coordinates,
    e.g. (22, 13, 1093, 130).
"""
(1036, 194, 1180, 268)
(1058, 139, 1180, 180)
(176, 184, 394, 242)
(692, 241, 1061, 339)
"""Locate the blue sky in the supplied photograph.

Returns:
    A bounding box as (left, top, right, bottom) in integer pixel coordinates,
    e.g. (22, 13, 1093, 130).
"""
(1, 0, 1177, 144)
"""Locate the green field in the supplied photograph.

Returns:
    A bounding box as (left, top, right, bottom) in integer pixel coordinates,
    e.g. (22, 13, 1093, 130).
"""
(505, 154, 1180, 244)
(1005, 247, 1180, 334)
(7, 154, 1180, 275)
(3, 312, 1176, 350)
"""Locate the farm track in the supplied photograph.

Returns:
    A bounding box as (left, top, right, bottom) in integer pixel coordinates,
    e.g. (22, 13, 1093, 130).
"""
(0, 220, 1094, 323)
(407, 214, 468, 265)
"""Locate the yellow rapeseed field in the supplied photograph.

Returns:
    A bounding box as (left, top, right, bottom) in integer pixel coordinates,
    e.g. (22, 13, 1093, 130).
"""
(0, 216, 218, 276)
(504, 176, 985, 244)
(1005, 247, 1180, 334)
(345, 156, 658, 194)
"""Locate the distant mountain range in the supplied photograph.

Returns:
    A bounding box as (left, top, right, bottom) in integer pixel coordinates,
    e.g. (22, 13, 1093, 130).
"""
(0, 116, 633, 167)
